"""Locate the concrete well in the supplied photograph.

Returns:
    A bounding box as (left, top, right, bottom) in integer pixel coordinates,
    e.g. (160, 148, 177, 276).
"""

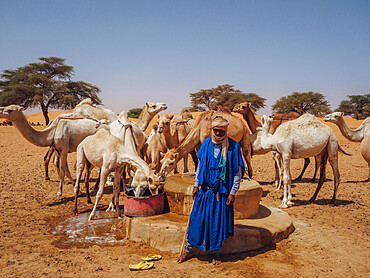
(123, 173, 294, 255)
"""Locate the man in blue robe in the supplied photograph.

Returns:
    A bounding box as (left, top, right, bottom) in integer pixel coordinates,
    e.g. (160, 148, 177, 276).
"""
(178, 116, 245, 264)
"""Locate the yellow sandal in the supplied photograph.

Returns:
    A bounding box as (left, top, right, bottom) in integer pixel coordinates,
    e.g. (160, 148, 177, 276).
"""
(128, 261, 154, 271)
(141, 254, 162, 262)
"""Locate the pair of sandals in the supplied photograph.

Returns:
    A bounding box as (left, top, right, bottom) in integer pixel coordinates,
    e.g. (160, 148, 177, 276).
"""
(128, 254, 162, 271)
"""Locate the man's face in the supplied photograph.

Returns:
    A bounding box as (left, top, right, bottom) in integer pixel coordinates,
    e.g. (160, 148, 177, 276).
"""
(213, 128, 226, 137)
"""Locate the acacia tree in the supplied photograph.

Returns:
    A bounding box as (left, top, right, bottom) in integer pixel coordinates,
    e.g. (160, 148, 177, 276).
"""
(0, 57, 101, 125)
(272, 92, 331, 116)
(127, 108, 142, 119)
(189, 84, 266, 112)
(336, 94, 369, 120)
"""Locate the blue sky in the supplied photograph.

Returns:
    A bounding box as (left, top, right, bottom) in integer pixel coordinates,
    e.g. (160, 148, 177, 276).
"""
(1, 0, 369, 115)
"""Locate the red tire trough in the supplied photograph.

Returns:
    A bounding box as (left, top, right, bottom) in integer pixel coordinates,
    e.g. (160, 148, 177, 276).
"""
(124, 192, 165, 217)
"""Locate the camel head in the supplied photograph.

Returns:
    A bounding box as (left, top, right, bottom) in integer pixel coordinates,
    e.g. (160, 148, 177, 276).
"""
(131, 169, 161, 197)
(260, 115, 273, 132)
(157, 114, 174, 133)
(233, 102, 252, 114)
(159, 149, 179, 181)
(324, 112, 344, 123)
(0, 105, 24, 121)
(145, 102, 167, 116)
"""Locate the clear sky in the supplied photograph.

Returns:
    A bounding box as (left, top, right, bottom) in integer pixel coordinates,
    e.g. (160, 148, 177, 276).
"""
(1, 0, 369, 115)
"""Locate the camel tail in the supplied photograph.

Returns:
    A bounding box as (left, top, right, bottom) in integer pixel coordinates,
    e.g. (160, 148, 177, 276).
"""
(338, 144, 351, 156)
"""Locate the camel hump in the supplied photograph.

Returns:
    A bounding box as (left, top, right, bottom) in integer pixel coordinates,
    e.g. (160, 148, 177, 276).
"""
(76, 98, 93, 107)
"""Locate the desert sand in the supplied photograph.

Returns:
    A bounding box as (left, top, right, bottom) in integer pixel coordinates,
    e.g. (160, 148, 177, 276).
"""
(0, 111, 369, 277)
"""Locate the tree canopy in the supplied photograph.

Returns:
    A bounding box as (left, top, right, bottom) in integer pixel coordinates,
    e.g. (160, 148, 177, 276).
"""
(127, 108, 142, 119)
(0, 57, 101, 125)
(335, 94, 369, 120)
(272, 92, 331, 116)
(189, 84, 266, 112)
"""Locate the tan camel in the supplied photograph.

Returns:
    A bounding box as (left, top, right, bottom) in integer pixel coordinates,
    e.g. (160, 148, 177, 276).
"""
(257, 114, 343, 208)
(324, 112, 370, 141)
(360, 135, 370, 181)
(136, 102, 167, 132)
(44, 98, 118, 181)
(159, 107, 252, 180)
(0, 104, 107, 198)
(233, 102, 318, 187)
(144, 125, 167, 173)
(324, 112, 370, 180)
(74, 127, 160, 221)
(157, 109, 197, 173)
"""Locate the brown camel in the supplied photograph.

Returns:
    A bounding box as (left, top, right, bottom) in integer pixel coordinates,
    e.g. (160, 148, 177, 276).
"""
(159, 107, 252, 181)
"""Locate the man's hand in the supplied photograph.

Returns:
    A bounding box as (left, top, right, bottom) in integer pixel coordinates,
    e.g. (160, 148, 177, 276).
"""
(192, 187, 199, 200)
(226, 194, 235, 206)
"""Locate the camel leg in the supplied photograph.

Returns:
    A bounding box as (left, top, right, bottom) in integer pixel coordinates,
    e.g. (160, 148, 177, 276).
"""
(93, 169, 101, 191)
(89, 167, 110, 221)
(328, 155, 340, 205)
(183, 154, 189, 173)
(281, 154, 292, 208)
(272, 152, 282, 190)
(240, 136, 253, 179)
(310, 157, 319, 183)
(44, 146, 54, 181)
(64, 158, 75, 184)
(73, 149, 86, 214)
(294, 158, 310, 181)
(57, 150, 69, 198)
(113, 167, 124, 218)
(309, 149, 328, 203)
(84, 161, 93, 205)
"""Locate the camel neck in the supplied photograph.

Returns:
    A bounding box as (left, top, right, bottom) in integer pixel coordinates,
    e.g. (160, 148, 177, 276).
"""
(136, 107, 151, 132)
(243, 111, 261, 134)
(336, 117, 363, 142)
(13, 114, 55, 147)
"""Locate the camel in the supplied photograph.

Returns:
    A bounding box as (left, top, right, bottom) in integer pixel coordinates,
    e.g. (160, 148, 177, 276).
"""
(0, 104, 107, 198)
(144, 125, 167, 173)
(73, 127, 160, 221)
(360, 135, 370, 181)
(257, 114, 343, 208)
(159, 107, 252, 181)
(135, 102, 167, 132)
(233, 102, 318, 187)
(324, 112, 370, 180)
(44, 98, 118, 181)
(157, 109, 197, 173)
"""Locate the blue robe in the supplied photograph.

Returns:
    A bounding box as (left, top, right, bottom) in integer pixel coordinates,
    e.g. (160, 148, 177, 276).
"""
(187, 137, 245, 252)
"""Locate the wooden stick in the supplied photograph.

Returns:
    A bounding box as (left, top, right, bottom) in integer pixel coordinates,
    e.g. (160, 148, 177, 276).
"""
(179, 197, 195, 257)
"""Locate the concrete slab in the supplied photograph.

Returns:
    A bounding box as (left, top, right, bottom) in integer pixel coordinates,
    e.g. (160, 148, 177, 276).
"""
(164, 173, 263, 219)
(123, 205, 294, 255)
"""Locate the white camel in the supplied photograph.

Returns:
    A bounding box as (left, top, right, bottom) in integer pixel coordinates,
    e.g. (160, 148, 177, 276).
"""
(73, 127, 161, 221)
(324, 112, 370, 180)
(257, 114, 343, 208)
(0, 104, 107, 199)
(44, 98, 118, 181)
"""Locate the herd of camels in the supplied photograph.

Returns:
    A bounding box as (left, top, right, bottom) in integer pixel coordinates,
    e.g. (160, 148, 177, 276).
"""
(0, 99, 369, 219)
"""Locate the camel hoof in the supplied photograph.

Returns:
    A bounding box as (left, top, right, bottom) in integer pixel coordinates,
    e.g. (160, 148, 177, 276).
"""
(279, 203, 288, 209)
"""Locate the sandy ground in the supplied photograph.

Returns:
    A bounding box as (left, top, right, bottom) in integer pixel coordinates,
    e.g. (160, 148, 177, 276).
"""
(0, 113, 369, 277)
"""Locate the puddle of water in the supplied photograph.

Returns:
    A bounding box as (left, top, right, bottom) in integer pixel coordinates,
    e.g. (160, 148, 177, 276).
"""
(51, 209, 127, 248)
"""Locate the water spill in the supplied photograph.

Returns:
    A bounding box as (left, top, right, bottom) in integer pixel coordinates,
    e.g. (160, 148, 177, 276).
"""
(51, 210, 127, 248)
